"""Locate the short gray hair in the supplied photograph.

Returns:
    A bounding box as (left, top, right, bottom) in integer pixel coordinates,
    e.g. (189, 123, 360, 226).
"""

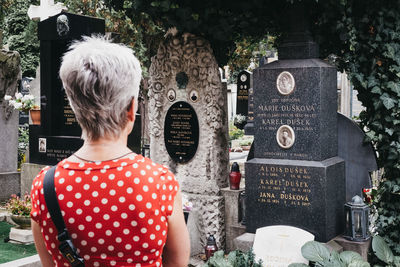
(60, 36, 142, 141)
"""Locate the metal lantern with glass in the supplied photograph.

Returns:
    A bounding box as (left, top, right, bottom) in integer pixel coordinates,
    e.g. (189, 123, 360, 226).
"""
(343, 195, 370, 241)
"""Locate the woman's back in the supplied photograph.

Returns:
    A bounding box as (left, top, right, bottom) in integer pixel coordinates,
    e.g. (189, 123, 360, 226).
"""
(31, 154, 178, 267)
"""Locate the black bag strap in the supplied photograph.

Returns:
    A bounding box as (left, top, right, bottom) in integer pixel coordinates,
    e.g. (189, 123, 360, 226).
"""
(43, 165, 85, 267)
(43, 166, 66, 235)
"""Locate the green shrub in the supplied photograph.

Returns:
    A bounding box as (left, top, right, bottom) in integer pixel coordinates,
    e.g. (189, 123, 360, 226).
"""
(203, 249, 262, 267)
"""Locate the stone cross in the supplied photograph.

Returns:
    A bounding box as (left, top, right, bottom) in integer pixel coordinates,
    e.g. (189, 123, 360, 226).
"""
(27, 0, 67, 21)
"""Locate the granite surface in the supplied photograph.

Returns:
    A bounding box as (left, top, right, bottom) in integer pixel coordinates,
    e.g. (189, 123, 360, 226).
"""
(245, 157, 345, 242)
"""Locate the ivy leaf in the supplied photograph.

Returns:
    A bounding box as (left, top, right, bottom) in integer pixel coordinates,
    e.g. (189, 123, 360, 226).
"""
(387, 81, 400, 96)
(380, 93, 396, 110)
(371, 86, 382, 94)
(385, 128, 394, 136)
(348, 260, 370, 267)
(340, 251, 363, 265)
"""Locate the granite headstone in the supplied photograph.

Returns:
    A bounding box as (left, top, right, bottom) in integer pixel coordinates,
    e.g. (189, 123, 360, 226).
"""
(245, 3, 345, 242)
(236, 70, 252, 117)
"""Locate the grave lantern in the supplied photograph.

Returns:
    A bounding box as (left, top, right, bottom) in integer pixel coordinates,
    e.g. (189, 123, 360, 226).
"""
(344, 195, 370, 241)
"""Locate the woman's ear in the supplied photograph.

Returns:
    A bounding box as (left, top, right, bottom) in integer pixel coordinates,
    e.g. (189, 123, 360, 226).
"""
(127, 98, 136, 122)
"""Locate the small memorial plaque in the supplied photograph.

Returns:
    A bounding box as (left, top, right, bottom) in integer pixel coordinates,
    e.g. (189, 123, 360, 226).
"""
(164, 101, 199, 163)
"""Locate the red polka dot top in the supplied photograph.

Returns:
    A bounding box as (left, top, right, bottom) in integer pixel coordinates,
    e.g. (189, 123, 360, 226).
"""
(30, 154, 179, 267)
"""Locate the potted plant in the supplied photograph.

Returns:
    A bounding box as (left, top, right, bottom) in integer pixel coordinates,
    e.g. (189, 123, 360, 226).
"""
(5, 193, 32, 229)
(4, 93, 40, 124)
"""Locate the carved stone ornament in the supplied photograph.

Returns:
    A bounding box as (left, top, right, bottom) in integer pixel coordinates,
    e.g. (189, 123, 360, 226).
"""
(0, 49, 21, 120)
(148, 33, 229, 248)
(56, 14, 70, 37)
(276, 125, 295, 149)
(167, 89, 176, 102)
(276, 71, 295, 95)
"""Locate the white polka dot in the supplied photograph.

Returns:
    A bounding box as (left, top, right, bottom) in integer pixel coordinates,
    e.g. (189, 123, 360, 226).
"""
(143, 256, 148, 261)
(123, 229, 130, 235)
(113, 221, 120, 227)
(68, 218, 75, 224)
(91, 246, 97, 252)
(59, 178, 65, 184)
(133, 236, 140, 242)
(133, 163, 138, 168)
(101, 198, 108, 204)
(125, 244, 132, 250)
(146, 202, 152, 209)
(78, 163, 85, 167)
(115, 237, 122, 243)
(71, 233, 77, 239)
(66, 185, 73, 191)
(75, 193, 81, 199)
(118, 252, 124, 257)
(84, 200, 90, 206)
(108, 173, 115, 180)
(155, 210, 159, 216)
(104, 165, 110, 169)
(98, 239, 105, 245)
(92, 191, 99, 197)
(119, 197, 126, 203)
(51, 243, 56, 248)
(81, 240, 87, 246)
(125, 171, 131, 177)
(100, 253, 106, 259)
(100, 169, 106, 174)
(162, 230, 166, 235)
(88, 232, 95, 238)
(93, 207, 100, 213)
(117, 167, 123, 171)
(136, 195, 143, 201)
(152, 193, 157, 199)
(83, 184, 90, 190)
(139, 212, 145, 218)
(78, 225, 85, 231)
(148, 219, 153, 225)
(75, 177, 82, 183)
(150, 234, 155, 240)
(68, 170, 75, 176)
(141, 228, 147, 234)
(146, 165, 151, 170)
(106, 230, 112, 236)
(55, 171, 60, 177)
(158, 240, 162, 245)
(76, 209, 83, 215)
(94, 262, 99, 267)
(67, 201, 73, 208)
(155, 225, 161, 231)
(127, 187, 133, 194)
(110, 261, 116, 266)
(129, 204, 135, 210)
(140, 170, 146, 175)
(134, 178, 140, 184)
(117, 180, 124, 187)
(100, 182, 107, 189)
(148, 177, 154, 183)
(131, 220, 138, 227)
(121, 162, 128, 167)
(95, 223, 102, 229)
(84, 255, 90, 260)
(109, 189, 116, 196)
(127, 258, 133, 263)
(92, 175, 98, 182)
(49, 227, 53, 233)
(103, 214, 110, 220)
(142, 243, 148, 248)
(121, 213, 128, 219)
(85, 216, 92, 222)
(111, 205, 118, 212)
(143, 185, 149, 192)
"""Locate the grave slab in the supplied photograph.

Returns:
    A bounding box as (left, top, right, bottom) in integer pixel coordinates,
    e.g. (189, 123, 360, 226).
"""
(9, 227, 34, 244)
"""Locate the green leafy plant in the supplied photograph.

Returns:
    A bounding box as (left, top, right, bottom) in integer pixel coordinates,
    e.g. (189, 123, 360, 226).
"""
(288, 241, 370, 267)
(5, 193, 31, 216)
(17, 124, 29, 170)
(372, 235, 400, 267)
(229, 122, 244, 142)
(203, 249, 263, 267)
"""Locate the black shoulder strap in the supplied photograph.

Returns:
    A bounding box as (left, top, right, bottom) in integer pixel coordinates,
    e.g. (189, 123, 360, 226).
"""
(43, 165, 66, 235)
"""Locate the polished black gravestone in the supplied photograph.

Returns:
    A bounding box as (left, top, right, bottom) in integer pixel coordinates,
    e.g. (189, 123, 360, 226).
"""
(245, 3, 345, 242)
(164, 101, 199, 163)
(236, 70, 252, 117)
(338, 113, 377, 201)
(29, 13, 142, 165)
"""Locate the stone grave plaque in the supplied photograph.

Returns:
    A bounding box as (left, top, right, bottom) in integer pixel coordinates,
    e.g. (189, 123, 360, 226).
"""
(236, 70, 252, 116)
(164, 101, 199, 163)
(253, 225, 314, 266)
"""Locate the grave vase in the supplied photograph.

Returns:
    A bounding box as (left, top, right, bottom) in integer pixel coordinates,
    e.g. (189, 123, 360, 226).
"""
(10, 214, 31, 229)
(30, 109, 40, 125)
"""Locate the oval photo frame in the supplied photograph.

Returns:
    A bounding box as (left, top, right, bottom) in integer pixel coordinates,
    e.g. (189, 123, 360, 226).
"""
(276, 125, 295, 149)
(276, 71, 295, 96)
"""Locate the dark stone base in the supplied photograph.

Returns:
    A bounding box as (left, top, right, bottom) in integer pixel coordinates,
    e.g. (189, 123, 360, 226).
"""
(0, 172, 20, 202)
(332, 235, 371, 261)
(245, 157, 345, 242)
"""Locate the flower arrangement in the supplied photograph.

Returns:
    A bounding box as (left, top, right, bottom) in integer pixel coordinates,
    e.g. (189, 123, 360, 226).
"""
(4, 93, 39, 113)
(5, 193, 32, 216)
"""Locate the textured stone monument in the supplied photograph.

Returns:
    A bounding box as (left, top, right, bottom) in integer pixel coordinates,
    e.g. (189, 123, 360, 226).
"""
(245, 4, 345, 242)
(0, 48, 21, 201)
(148, 33, 229, 249)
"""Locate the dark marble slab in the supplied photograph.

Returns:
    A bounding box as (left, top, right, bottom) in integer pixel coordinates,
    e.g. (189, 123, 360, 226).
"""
(245, 157, 345, 242)
(253, 59, 337, 161)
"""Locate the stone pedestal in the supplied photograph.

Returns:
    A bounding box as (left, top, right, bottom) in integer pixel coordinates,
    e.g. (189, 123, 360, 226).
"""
(233, 233, 255, 252)
(332, 235, 371, 261)
(9, 227, 34, 244)
(221, 187, 246, 252)
(20, 163, 47, 195)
